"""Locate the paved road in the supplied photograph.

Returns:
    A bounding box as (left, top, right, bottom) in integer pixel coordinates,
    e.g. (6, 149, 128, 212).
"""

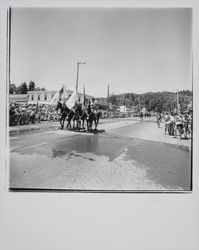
(9, 118, 191, 191)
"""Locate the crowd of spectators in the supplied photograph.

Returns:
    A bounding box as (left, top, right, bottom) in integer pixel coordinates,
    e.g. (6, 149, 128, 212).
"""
(9, 101, 155, 126)
(9, 102, 192, 141)
(159, 112, 192, 139)
(9, 102, 60, 126)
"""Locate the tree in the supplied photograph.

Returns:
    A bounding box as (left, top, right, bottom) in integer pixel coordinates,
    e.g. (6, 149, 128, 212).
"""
(156, 99, 163, 113)
(21, 82, 28, 94)
(9, 83, 16, 94)
(28, 81, 35, 91)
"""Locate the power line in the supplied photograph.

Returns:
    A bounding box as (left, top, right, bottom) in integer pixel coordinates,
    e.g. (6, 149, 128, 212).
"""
(11, 47, 66, 76)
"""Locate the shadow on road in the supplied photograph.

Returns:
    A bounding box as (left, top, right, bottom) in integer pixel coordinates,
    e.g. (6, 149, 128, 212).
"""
(92, 129, 105, 134)
(64, 128, 106, 134)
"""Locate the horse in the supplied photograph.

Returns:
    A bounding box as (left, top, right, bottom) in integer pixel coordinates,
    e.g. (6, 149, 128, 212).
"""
(71, 105, 81, 131)
(55, 102, 75, 130)
(86, 105, 101, 132)
(74, 104, 88, 131)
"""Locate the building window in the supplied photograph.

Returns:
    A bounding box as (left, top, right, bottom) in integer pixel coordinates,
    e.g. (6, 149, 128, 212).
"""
(44, 94, 47, 100)
(31, 95, 33, 101)
(38, 95, 40, 101)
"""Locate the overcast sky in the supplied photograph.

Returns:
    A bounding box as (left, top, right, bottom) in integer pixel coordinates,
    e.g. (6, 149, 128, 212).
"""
(10, 8, 192, 97)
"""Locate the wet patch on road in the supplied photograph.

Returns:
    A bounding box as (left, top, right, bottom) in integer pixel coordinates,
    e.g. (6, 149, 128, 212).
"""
(51, 134, 133, 162)
(52, 149, 95, 161)
(69, 152, 95, 161)
(11, 133, 133, 162)
(125, 138, 191, 190)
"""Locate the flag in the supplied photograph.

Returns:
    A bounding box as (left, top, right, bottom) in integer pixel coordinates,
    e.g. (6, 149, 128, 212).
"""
(65, 87, 78, 109)
(51, 86, 64, 104)
(62, 84, 69, 101)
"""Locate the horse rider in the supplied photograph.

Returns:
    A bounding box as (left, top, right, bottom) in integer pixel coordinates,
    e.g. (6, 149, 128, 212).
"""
(90, 97, 98, 113)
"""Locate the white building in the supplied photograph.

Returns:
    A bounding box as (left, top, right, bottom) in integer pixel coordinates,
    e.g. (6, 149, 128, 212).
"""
(27, 90, 93, 105)
(10, 94, 29, 104)
(28, 90, 59, 104)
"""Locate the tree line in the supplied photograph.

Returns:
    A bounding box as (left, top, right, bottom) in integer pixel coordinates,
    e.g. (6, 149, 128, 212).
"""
(102, 90, 192, 113)
(9, 81, 46, 94)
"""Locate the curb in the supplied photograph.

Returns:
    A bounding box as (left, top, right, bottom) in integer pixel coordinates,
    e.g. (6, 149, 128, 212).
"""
(9, 124, 59, 136)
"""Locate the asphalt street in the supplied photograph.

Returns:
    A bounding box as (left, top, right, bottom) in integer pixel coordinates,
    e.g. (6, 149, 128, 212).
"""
(9, 118, 192, 191)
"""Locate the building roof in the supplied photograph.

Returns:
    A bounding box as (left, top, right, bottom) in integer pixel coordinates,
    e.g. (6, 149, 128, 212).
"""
(10, 94, 28, 102)
(27, 90, 93, 98)
(27, 90, 57, 94)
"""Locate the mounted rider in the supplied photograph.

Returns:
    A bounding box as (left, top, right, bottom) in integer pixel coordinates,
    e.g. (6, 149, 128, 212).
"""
(90, 97, 99, 114)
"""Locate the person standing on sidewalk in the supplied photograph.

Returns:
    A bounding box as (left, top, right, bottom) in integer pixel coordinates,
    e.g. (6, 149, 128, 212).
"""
(140, 112, 144, 120)
(164, 113, 171, 135)
(156, 112, 161, 128)
(169, 114, 175, 135)
(174, 114, 183, 139)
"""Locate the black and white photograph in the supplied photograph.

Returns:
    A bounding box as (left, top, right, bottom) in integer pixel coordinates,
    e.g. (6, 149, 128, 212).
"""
(8, 7, 192, 192)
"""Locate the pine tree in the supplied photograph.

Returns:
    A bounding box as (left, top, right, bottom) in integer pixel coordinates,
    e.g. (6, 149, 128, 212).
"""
(28, 81, 35, 91)
(21, 82, 28, 94)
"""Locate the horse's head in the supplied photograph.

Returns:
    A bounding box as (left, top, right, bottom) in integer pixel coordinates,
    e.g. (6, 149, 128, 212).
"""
(55, 101, 62, 111)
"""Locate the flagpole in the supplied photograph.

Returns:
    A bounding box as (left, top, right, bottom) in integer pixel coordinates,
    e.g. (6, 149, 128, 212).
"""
(76, 63, 79, 92)
(83, 85, 86, 106)
(76, 62, 86, 92)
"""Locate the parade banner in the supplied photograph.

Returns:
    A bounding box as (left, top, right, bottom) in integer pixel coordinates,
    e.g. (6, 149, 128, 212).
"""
(50, 86, 64, 104)
(65, 88, 78, 109)
(62, 85, 69, 101)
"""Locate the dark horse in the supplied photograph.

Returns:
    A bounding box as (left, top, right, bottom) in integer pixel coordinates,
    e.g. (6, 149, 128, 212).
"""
(74, 105, 88, 131)
(86, 105, 101, 131)
(55, 102, 101, 132)
(55, 102, 75, 130)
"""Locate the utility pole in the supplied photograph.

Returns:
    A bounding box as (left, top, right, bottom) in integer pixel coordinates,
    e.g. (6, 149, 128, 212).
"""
(83, 85, 86, 106)
(76, 62, 86, 92)
(176, 89, 179, 114)
(8, 8, 11, 86)
(107, 84, 109, 109)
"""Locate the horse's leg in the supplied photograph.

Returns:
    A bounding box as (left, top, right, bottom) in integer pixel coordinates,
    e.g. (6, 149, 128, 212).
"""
(179, 126, 182, 139)
(72, 118, 75, 129)
(67, 116, 72, 130)
(60, 119, 63, 129)
(66, 120, 70, 130)
(94, 119, 97, 130)
(90, 120, 93, 131)
(60, 116, 64, 129)
(78, 119, 81, 131)
(86, 119, 89, 132)
(62, 117, 65, 130)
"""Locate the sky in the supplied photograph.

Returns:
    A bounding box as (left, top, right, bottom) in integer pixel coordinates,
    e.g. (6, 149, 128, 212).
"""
(10, 8, 192, 97)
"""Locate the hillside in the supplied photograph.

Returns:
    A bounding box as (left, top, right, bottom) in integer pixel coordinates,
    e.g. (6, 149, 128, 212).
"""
(97, 90, 192, 112)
